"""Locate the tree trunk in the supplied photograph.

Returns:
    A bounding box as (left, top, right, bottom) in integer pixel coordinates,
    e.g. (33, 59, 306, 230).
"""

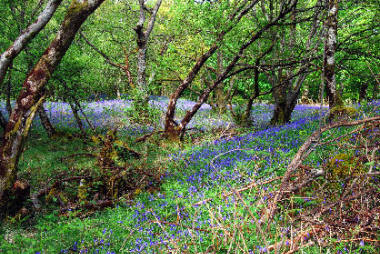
(242, 43, 274, 126)
(0, 0, 63, 86)
(164, 43, 220, 138)
(69, 101, 86, 136)
(271, 103, 293, 125)
(300, 82, 310, 103)
(271, 1, 322, 125)
(38, 105, 56, 137)
(324, 0, 339, 109)
(358, 83, 368, 101)
(6, 64, 13, 116)
(0, 112, 6, 130)
(74, 99, 95, 131)
(0, 0, 105, 206)
(215, 50, 227, 114)
(134, 0, 162, 106)
(271, 74, 293, 125)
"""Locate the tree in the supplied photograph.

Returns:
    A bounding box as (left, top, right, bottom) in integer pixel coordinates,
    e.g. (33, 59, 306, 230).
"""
(323, 0, 339, 109)
(134, 0, 162, 105)
(269, 0, 322, 125)
(0, 0, 63, 130)
(0, 0, 105, 208)
(164, 0, 298, 138)
(163, 0, 262, 139)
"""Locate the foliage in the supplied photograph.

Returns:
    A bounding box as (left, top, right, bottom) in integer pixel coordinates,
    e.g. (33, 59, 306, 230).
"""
(0, 0, 379, 253)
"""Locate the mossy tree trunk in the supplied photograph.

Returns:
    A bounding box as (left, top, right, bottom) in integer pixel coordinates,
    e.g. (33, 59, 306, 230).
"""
(0, 0, 105, 206)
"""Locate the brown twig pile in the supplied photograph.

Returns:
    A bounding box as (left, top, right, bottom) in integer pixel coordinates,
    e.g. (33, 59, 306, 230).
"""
(263, 116, 380, 252)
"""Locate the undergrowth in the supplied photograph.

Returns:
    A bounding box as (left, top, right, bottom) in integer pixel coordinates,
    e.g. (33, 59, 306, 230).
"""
(0, 102, 379, 253)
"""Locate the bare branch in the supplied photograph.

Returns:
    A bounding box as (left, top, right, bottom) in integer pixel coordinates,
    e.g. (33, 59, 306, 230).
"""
(0, 0, 63, 85)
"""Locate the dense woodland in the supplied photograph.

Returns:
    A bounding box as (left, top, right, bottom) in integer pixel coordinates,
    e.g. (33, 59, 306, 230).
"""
(0, 0, 379, 253)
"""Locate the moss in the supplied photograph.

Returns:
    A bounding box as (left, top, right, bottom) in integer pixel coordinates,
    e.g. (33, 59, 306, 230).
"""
(67, 0, 88, 16)
(23, 96, 46, 139)
(325, 153, 364, 180)
(77, 179, 88, 203)
(61, 0, 89, 29)
(329, 105, 358, 121)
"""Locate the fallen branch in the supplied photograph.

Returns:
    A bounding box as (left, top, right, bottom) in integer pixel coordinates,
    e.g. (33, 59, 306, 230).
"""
(31, 175, 92, 210)
(135, 130, 164, 143)
(268, 116, 380, 220)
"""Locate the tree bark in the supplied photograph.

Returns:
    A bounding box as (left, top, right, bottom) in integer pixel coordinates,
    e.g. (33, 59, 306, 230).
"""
(69, 101, 86, 136)
(38, 105, 56, 137)
(324, 0, 339, 109)
(0, 112, 6, 130)
(0, 0, 63, 86)
(214, 50, 227, 114)
(5, 64, 13, 116)
(0, 0, 105, 205)
(358, 83, 368, 101)
(134, 0, 162, 104)
(271, 75, 294, 125)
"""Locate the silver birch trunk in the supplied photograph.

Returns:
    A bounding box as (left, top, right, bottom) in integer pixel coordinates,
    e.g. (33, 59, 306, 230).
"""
(324, 0, 339, 108)
(0, 0, 63, 85)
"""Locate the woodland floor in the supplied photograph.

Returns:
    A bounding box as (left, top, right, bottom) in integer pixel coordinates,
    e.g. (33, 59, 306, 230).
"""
(0, 99, 379, 253)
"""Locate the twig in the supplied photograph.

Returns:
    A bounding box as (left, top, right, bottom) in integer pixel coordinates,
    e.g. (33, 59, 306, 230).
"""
(192, 176, 282, 207)
(31, 175, 92, 209)
(268, 116, 380, 220)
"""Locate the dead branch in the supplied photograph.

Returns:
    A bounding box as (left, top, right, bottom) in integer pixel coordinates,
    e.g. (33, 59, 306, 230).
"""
(31, 175, 92, 210)
(268, 116, 380, 220)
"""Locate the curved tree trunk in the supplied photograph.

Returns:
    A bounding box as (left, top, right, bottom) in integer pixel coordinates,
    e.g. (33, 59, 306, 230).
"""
(0, 0, 105, 206)
(174, 2, 298, 139)
(164, 0, 261, 138)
